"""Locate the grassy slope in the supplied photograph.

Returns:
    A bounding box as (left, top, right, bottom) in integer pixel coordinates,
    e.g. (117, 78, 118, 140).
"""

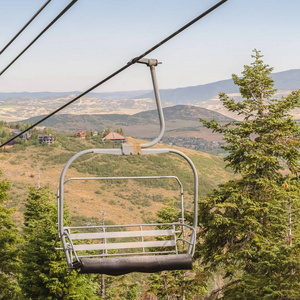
(17, 105, 231, 141)
(1, 135, 234, 227)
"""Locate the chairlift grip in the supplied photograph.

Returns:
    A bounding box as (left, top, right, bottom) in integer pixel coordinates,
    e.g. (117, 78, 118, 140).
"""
(136, 58, 161, 67)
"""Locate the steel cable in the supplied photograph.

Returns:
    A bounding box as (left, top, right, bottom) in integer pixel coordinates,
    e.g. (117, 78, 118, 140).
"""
(0, 0, 52, 55)
(0, 0, 78, 77)
(0, 0, 227, 148)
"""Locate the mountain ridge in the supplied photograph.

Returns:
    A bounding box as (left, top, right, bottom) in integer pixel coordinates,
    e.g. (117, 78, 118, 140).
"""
(18, 104, 232, 128)
(17, 105, 230, 142)
(1, 69, 298, 103)
(137, 69, 300, 104)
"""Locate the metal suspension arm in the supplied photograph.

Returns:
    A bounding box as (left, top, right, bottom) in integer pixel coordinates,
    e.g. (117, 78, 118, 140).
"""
(136, 58, 165, 148)
(121, 57, 165, 154)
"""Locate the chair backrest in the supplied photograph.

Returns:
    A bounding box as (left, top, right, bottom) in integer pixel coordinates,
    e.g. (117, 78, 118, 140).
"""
(69, 226, 178, 255)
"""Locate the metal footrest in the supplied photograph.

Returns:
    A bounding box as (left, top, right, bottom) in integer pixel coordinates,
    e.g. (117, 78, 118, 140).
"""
(77, 254, 193, 275)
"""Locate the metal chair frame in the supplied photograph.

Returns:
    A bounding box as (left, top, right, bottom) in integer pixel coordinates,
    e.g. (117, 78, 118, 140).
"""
(57, 148, 198, 271)
(57, 58, 199, 274)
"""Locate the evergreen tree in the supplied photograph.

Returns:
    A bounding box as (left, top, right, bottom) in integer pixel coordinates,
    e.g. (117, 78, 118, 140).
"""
(0, 171, 21, 299)
(20, 187, 98, 300)
(199, 50, 300, 299)
(102, 128, 111, 138)
(147, 199, 207, 299)
(104, 274, 139, 300)
(114, 128, 124, 136)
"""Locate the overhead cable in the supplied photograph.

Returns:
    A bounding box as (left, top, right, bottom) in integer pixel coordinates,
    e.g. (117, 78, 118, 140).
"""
(0, 0, 77, 77)
(0, 0, 227, 148)
(0, 0, 52, 55)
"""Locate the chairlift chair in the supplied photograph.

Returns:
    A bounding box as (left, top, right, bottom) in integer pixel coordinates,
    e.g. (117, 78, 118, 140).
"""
(57, 59, 198, 275)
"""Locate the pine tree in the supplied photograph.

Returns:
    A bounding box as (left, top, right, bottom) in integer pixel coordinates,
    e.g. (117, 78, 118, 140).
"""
(103, 274, 139, 300)
(102, 128, 111, 138)
(20, 187, 98, 300)
(147, 198, 207, 299)
(199, 50, 300, 299)
(0, 171, 21, 299)
(114, 128, 124, 136)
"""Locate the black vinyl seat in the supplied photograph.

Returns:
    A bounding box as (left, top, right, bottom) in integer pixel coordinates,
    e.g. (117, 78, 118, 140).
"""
(78, 254, 193, 275)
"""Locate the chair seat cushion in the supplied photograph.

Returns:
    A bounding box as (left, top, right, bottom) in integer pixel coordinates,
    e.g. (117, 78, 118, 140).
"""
(77, 254, 193, 275)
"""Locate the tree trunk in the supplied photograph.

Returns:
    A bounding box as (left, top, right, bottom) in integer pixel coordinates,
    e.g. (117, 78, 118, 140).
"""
(288, 199, 292, 246)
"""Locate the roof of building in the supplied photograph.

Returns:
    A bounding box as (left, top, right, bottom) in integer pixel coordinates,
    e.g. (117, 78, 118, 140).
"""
(12, 129, 21, 134)
(38, 134, 53, 138)
(11, 130, 30, 138)
(103, 132, 125, 140)
(75, 130, 87, 137)
(34, 126, 46, 131)
(7, 140, 18, 146)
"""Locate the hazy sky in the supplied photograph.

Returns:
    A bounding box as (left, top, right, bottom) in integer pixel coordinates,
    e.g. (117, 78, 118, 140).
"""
(0, 0, 299, 93)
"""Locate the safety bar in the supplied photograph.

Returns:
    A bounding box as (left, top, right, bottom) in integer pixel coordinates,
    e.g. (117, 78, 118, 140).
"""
(59, 175, 185, 228)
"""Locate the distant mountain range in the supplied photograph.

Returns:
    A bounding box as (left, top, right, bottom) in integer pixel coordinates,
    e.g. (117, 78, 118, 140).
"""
(136, 69, 300, 104)
(1, 69, 299, 122)
(1, 69, 299, 104)
(0, 90, 150, 101)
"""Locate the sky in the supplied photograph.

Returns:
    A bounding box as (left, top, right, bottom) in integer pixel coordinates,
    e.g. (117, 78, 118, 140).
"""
(0, 0, 299, 93)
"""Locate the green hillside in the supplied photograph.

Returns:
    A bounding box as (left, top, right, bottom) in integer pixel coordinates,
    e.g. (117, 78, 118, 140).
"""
(17, 105, 232, 136)
(1, 132, 234, 226)
(15, 105, 230, 155)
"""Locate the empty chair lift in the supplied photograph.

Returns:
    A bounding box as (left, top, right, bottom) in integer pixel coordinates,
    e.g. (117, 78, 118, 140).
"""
(57, 58, 198, 275)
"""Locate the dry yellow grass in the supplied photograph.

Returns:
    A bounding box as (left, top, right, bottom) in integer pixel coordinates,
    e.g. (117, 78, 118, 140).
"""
(0, 134, 235, 230)
(0, 142, 197, 226)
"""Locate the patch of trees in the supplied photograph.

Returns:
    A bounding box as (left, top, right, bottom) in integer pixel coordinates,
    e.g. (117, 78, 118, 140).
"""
(162, 137, 226, 155)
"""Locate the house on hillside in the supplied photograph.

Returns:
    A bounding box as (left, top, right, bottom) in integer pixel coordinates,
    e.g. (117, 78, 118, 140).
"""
(33, 126, 46, 131)
(38, 134, 54, 145)
(103, 132, 126, 143)
(75, 130, 87, 138)
(7, 140, 18, 146)
(2, 140, 18, 150)
(11, 130, 31, 140)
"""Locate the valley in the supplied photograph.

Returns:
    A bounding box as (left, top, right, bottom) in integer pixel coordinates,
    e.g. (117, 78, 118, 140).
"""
(0, 68, 299, 122)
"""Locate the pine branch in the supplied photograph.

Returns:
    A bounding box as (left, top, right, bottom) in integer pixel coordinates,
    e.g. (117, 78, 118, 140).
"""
(205, 279, 241, 300)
